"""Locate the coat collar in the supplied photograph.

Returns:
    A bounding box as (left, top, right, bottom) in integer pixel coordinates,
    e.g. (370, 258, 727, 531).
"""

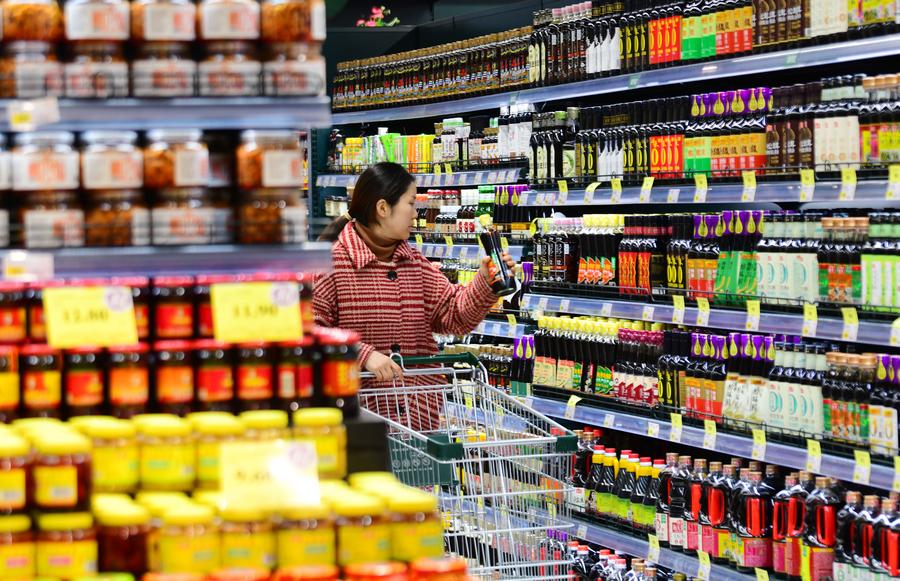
(338, 222, 416, 270)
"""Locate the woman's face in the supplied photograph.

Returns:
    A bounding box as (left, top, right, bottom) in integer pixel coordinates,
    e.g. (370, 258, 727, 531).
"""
(375, 182, 417, 242)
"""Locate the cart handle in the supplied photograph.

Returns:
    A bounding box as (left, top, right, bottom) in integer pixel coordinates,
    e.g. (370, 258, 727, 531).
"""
(390, 352, 481, 369)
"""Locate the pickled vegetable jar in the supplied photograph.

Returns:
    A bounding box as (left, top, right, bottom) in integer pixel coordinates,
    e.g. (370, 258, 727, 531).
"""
(236, 130, 303, 190)
(220, 506, 275, 570)
(97, 502, 151, 576)
(0, 282, 26, 343)
(332, 493, 390, 566)
(260, 0, 324, 43)
(194, 339, 234, 412)
(0, 41, 64, 98)
(386, 489, 443, 562)
(25, 279, 64, 342)
(277, 503, 335, 567)
(0, 347, 19, 423)
(20, 344, 62, 418)
(80, 130, 144, 191)
(2, 0, 63, 41)
(277, 336, 316, 412)
(132, 41, 197, 97)
(239, 409, 288, 441)
(64, 346, 105, 417)
(11, 131, 78, 192)
(108, 342, 150, 418)
(152, 188, 216, 245)
(158, 504, 220, 574)
(238, 188, 307, 244)
(32, 430, 92, 511)
(80, 417, 139, 493)
(130, 0, 195, 41)
(36, 512, 97, 578)
(194, 274, 235, 338)
(199, 41, 261, 97)
(199, 0, 258, 39)
(137, 415, 195, 491)
(145, 130, 209, 189)
(0, 514, 34, 579)
(235, 344, 274, 412)
(64, 41, 130, 98)
(64, 0, 129, 41)
(293, 408, 345, 479)
(154, 340, 195, 417)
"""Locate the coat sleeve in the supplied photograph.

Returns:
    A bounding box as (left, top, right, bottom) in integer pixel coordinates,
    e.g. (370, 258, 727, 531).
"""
(423, 256, 499, 336)
(313, 271, 376, 367)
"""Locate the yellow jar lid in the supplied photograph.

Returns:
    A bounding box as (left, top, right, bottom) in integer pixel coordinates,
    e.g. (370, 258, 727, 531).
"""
(80, 418, 137, 440)
(33, 432, 92, 455)
(240, 410, 288, 431)
(0, 434, 30, 457)
(0, 514, 31, 533)
(192, 491, 224, 510)
(194, 414, 245, 436)
(331, 493, 385, 518)
(69, 415, 117, 429)
(163, 504, 215, 526)
(132, 413, 180, 427)
(93, 493, 136, 510)
(12, 417, 63, 433)
(221, 505, 267, 523)
(187, 411, 235, 425)
(137, 416, 191, 438)
(96, 504, 151, 527)
(281, 502, 332, 521)
(319, 480, 352, 502)
(387, 490, 439, 514)
(135, 491, 192, 509)
(347, 472, 398, 488)
(293, 408, 343, 427)
(39, 512, 93, 531)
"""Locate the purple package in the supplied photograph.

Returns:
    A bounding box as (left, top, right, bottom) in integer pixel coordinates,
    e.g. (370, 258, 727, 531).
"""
(751, 335, 766, 361)
(721, 210, 734, 236)
(763, 336, 774, 362)
(705, 214, 720, 239)
(891, 356, 900, 385)
(728, 332, 741, 358)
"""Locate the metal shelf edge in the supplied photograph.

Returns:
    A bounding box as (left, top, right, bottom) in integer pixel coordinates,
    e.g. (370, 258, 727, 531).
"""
(316, 169, 522, 188)
(418, 242, 524, 261)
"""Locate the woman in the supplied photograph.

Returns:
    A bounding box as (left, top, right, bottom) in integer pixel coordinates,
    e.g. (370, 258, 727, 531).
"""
(315, 162, 516, 423)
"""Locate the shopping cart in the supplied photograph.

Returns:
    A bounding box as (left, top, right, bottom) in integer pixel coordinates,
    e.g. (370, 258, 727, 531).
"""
(359, 353, 577, 580)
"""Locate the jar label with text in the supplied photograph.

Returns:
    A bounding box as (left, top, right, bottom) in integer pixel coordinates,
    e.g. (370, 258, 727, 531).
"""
(175, 148, 210, 186)
(197, 440, 222, 483)
(156, 365, 194, 403)
(208, 152, 232, 187)
(65, 61, 129, 98)
(14, 62, 64, 99)
(277, 528, 335, 567)
(132, 59, 196, 97)
(36, 540, 96, 578)
(198, 303, 213, 336)
(109, 366, 149, 405)
(391, 520, 444, 561)
(23, 370, 61, 409)
(29, 305, 47, 341)
(198, 60, 261, 97)
(66, 368, 104, 407)
(321, 359, 359, 398)
(140, 443, 195, 486)
(34, 465, 77, 507)
(0, 541, 34, 579)
(0, 307, 25, 342)
(152, 208, 215, 245)
(155, 304, 194, 337)
(337, 523, 390, 566)
(126, 207, 151, 246)
(741, 537, 772, 568)
(280, 206, 306, 243)
(296, 433, 340, 475)
(81, 150, 143, 189)
(0, 371, 19, 410)
(221, 531, 276, 569)
(277, 362, 312, 399)
(65, 2, 129, 39)
(13, 151, 79, 191)
(197, 365, 234, 402)
(200, 1, 259, 39)
(0, 469, 26, 510)
(143, 3, 196, 40)
(0, 152, 12, 190)
(159, 533, 218, 574)
(262, 150, 302, 187)
(23, 209, 85, 248)
(237, 364, 273, 400)
(263, 59, 325, 96)
(93, 443, 139, 490)
(136, 304, 149, 338)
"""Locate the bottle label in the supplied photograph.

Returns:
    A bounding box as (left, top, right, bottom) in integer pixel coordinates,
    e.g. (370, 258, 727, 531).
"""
(669, 517, 686, 547)
(65, 2, 129, 39)
(65, 61, 129, 98)
(277, 528, 336, 567)
(237, 363, 274, 400)
(155, 303, 194, 335)
(262, 150, 303, 188)
(717, 529, 732, 560)
(198, 60, 261, 97)
(34, 465, 77, 508)
(200, 1, 259, 39)
(702, 524, 718, 556)
(66, 368, 104, 407)
(337, 523, 391, 566)
(109, 367, 149, 405)
(132, 59, 196, 97)
(320, 359, 359, 397)
(197, 365, 234, 402)
(143, 2, 196, 40)
(800, 545, 835, 581)
(93, 443, 139, 490)
(391, 520, 445, 561)
(0, 469, 26, 510)
(36, 540, 96, 579)
(742, 537, 773, 568)
(159, 532, 219, 574)
(0, 308, 24, 344)
(13, 151, 79, 191)
(773, 541, 787, 573)
(156, 365, 194, 403)
(687, 521, 701, 550)
(81, 150, 143, 190)
(141, 442, 195, 487)
(151, 208, 215, 245)
(785, 537, 802, 576)
(23, 370, 61, 409)
(12, 62, 63, 99)
(23, 209, 85, 249)
(221, 531, 276, 569)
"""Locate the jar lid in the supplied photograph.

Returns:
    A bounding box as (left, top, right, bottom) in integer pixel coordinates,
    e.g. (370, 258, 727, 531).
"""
(0, 345, 16, 357)
(33, 432, 92, 455)
(272, 565, 340, 581)
(191, 491, 224, 510)
(0, 434, 29, 457)
(154, 275, 195, 286)
(28, 279, 67, 290)
(343, 562, 407, 579)
(386, 490, 438, 514)
(69, 277, 112, 287)
(143, 574, 205, 581)
(196, 274, 237, 285)
(132, 413, 180, 426)
(240, 129, 300, 143)
(293, 408, 342, 427)
(93, 493, 136, 511)
(135, 490, 192, 509)
(280, 502, 331, 521)
(82, 130, 139, 145)
(347, 472, 399, 489)
(96, 503, 151, 527)
(20, 344, 60, 356)
(186, 410, 234, 425)
(14, 130, 75, 147)
(154, 340, 194, 352)
(147, 129, 204, 143)
(0, 514, 30, 533)
(221, 505, 267, 523)
(110, 275, 150, 287)
(240, 410, 288, 431)
(38, 512, 93, 532)
(410, 557, 468, 575)
(109, 342, 150, 354)
(194, 414, 245, 436)
(193, 339, 231, 351)
(314, 327, 361, 346)
(0, 281, 26, 292)
(11, 416, 64, 434)
(318, 479, 351, 502)
(330, 492, 384, 518)
(79, 417, 137, 440)
(137, 416, 191, 437)
(163, 504, 215, 526)
(207, 569, 271, 581)
(66, 345, 102, 355)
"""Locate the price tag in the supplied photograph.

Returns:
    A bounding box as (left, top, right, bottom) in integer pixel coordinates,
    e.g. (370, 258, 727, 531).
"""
(841, 307, 859, 341)
(2, 250, 53, 281)
(564, 395, 582, 420)
(799, 169, 816, 201)
(585, 182, 601, 194)
(537, 297, 549, 312)
(891, 318, 900, 347)
(703, 419, 717, 449)
(601, 303, 613, 317)
(434, 245, 445, 258)
(629, 74, 641, 89)
(44, 286, 138, 349)
(577, 524, 588, 539)
(887, 166, 900, 200)
(756, 569, 770, 581)
(444, 163, 454, 175)
(560, 299, 570, 312)
(434, 163, 442, 176)
(647, 534, 660, 562)
(459, 246, 470, 259)
(611, 178, 623, 203)
(670, 413, 683, 442)
(474, 171, 486, 184)
(639, 176, 654, 203)
(647, 422, 660, 438)
(853, 450, 871, 485)
(694, 174, 708, 202)
(894, 457, 900, 492)
(839, 168, 857, 200)
(414, 234, 424, 248)
(583, 189, 595, 205)
(697, 551, 712, 581)
(211, 282, 303, 344)
(751, 429, 767, 461)
(603, 413, 615, 428)
(506, 314, 517, 337)
(785, 52, 798, 65)
(642, 305, 655, 321)
(802, 303, 818, 337)
(558, 191, 568, 204)
(741, 171, 757, 201)
(696, 297, 711, 326)
(221, 440, 319, 511)
(672, 295, 686, 324)
(7, 97, 60, 132)
(520, 192, 529, 205)
(806, 439, 822, 472)
(444, 236, 454, 249)
(558, 180, 568, 195)
(745, 300, 761, 331)
(500, 237, 510, 252)
(667, 188, 681, 203)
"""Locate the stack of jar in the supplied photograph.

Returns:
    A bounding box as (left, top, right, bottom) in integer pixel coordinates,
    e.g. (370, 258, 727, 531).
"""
(0, 0, 326, 99)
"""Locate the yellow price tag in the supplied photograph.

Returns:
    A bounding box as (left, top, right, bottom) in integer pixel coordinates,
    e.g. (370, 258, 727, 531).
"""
(507, 314, 517, 327)
(415, 234, 424, 247)
(444, 235, 454, 249)
(647, 534, 660, 561)
(444, 163, 453, 175)
(670, 413, 683, 442)
(745, 299, 761, 331)
(893, 457, 900, 492)
(433, 163, 442, 175)
(853, 450, 871, 485)
(891, 166, 900, 183)
(806, 439, 822, 472)
(799, 169, 815, 201)
(840, 168, 857, 200)
(44, 286, 138, 349)
(756, 568, 770, 581)
(672, 295, 685, 324)
(703, 419, 717, 448)
(564, 395, 582, 420)
(841, 307, 859, 341)
(888, 166, 900, 199)
(741, 170, 757, 201)
(891, 318, 900, 347)
(802, 303, 818, 337)
(697, 551, 711, 580)
(221, 440, 319, 511)
(696, 297, 710, 326)
(500, 236, 509, 251)
(211, 281, 302, 344)
(585, 182, 601, 194)
(639, 176, 654, 203)
(10, 111, 32, 127)
(558, 180, 568, 195)
(647, 422, 660, 437)
(611, 178, 622, 203)
(751, 429, 766, 461)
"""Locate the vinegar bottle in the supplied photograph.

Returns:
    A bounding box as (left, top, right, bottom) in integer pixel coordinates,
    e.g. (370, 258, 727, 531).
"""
(801, 476, 841, 581)
(773, 474, 798, 579)
(835, 490, 863, 581)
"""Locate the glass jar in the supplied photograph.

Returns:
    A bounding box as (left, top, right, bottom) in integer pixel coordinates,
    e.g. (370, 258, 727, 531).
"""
(239, 409, 287, 440)
(387, 490, 443, 562)
(199, 0, 259, 39)
(0, 435, 31, 514)
(137, 415, 195, 491)
(154, 341, 195, 417)
(20, 344, 62, 418)
(238, 188, 307, 244)
(235, 344, 274, 412)
(273, 565, 340, 581)
(194, 339, 234, 412)
(0, 41, 63, 98)
(31, 431, 92, 511)
(80, 417, 139, 493)
(263, 42, 325, 96)
(277, 337, 315, 413)
(158, 504, 219, 574)
(205, 132, 233, 189)
(65, 41, 129, 97)
(193, 413, 243, 489)
(314, 328, 361, 418)
(209, 187, 234, 243)
(293, 408, 346, 480)
(152, 276, 195, 339)
(260, 0, 324, 43)
(131, 0, 196, 41)
(194, 274, 235, 337)
(11, 131, 78, 192)
(237, 130, 303, 190)
(220, 506, 275, 570)
(113, 276, 150, 340)
(81, 130, 144, 191)
(132, 42, 197, 97)
(0, 347, 19, 423)
(0, 282, 26, 343)
(332, 493, 390, 567)
(145, 129, 209, 189)
(64, 0, 128, 41)
(19, 191, 86, 248)
(25, 279, 63, 342)
(277, 503, 334, 567)
(152, 188, 216, 245)
(64, 346, 105, 416)
(0, 514, 34, 579)
(108, 343, 150, 418)
(199, 41, 260, 96)
(2, 0, 63, 41)
(97, 503, 151, 576)
(344, 562, 408, 581)
(36, 512, 97, 578)
(86, 189, 151, 247)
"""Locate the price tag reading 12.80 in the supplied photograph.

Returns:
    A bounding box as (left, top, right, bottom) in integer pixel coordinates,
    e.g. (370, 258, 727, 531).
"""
(44, 286, 139, 349)
(211, 281, 302, 344)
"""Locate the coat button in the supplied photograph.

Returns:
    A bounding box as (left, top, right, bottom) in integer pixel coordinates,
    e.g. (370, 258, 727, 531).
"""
(387, 271, 398, 281)
(390, 343, 401, 353)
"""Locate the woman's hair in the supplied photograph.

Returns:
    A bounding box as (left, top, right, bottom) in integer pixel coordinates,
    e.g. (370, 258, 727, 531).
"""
(318, 162, 416, 242)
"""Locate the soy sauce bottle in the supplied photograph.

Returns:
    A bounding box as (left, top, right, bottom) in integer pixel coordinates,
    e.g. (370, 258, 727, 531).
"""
(478, 215, 516, 296)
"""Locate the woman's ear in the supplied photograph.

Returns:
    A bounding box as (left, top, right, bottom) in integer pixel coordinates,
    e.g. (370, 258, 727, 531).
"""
(375, 198, 390, 218)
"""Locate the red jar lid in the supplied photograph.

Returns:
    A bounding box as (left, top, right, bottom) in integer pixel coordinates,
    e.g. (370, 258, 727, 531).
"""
(111, 276, 150, 287)
(236, 341, 268, 349)
(154, 276, 195, 287)
(410, 556, 468, 576)
(0, 345, 17, 356)
(207, 569, 271, 581)
(278, 336, 314, 348)
(193, 339, 231, 351)
(65, 346, 102, 355)
(0, 281, 26, 292)
(154, 340, 194, 352)
(27, 279, 66, 290)
(20, 344, 59, 356)
(344, 562, 408, 580)
(70, 277, 112, 287)
(314, 327, 360, 346)
(196, 274, 237, 285)
(109, 343, 150, 354)
(273, 566, 340, 581)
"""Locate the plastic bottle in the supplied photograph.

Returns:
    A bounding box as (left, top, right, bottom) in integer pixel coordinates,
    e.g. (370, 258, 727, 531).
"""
(834, 490, 863, 581)
(668, 455, 693, 551)
(684, 458, 707, 554)
(631, 456, 653, 532)
(785, 471, 815, 581)
(598, 447, 618, 518)
(801, 476, 841, 581)
(853, 495, 881, 576)
(737, 470, 774, 571)
(772, 474, 798, 579)
(655, 453, 679, 547)
(871, 496, 900, 578)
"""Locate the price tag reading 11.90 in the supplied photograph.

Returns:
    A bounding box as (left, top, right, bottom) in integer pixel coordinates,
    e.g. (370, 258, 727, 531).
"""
(44, 286, 139, 349)
(211, 281, 302, 344)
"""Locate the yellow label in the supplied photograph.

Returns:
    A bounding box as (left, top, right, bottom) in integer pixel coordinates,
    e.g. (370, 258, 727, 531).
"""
(507, 314, 517, 327)
(277, 527, 336, 567)
(0, 541, 34, 578)
(295, 432, 345, 478)
(806, 439, 822, 472)
(893, 456, 900, 492)
(443, 163, 453, 175)
(444, 235, 454, 249)
(93, 443, 139, 492)
(158, 531, 220, 574)
(221, 440, 319, 511)
(672, 295, 685, 323)
(742, 170, 756, 188)
(855, 450, 871, 468)
(697, 297, 710, 312)
(800, 169, 815, 186)
(36, 540, 97, 578)
(211, 282, 302, 344)
(558, 180, 569, 195)
(221, 530, 276, 570)
(34, 465, 77, 508)
(841, 167, 857, 185)
(642, 176, 655, 193)
(704, 419, 717, 438)
(500, 236, 509, 251)
(670, 413, 683, 430)
(0, 373, 18, 408)
(752, 429, 766, 447)
(43, 286, 138, 349)
(695, 173, 708, 190)
(392, 519, 445, 561)
(337, 523, 390, 566)
(804, 303, 817, 322)
(890, 165, 900, 183)
(433, 163, 442, 175)
(756, 569, 770, 581)
(10, 111, 32, 127)
(0, 469, 26, 510)
(842, 307, 859, 326)
(746, 300, 760, 317)
(647, 534, 660, 560)
(565, 395, 582, 420)
(585, 182, 601, 193)
(415, 234, 424, 247)
(611, 178, 622, 194)
(197, 440, 222, 485)
(140, 442, 195, 489)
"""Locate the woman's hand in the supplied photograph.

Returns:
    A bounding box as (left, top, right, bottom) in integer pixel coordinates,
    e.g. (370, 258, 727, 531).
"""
(364, 351, 403, 382)
(479, 252, 517, 288)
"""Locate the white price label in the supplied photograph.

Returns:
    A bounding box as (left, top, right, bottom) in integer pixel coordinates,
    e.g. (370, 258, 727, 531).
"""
(839, 168, 857, 200)
(667, 188, 680, 203)
(647, 422, 660, 438)
(600, 303, 613, 317)
(577, 524, 588, 539)
(751, 429, 767, 461)
(603, 413, 615, 428)
(853, 450, 871, 485)
(560, 299, 571, 313)
(564, 395, 582, 420)
(642, 305, 655, 321)
(891, 319, 900, 347)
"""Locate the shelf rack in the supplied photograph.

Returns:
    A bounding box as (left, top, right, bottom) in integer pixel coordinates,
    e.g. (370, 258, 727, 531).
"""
(332, 34, 900, 124)
(473, 318, 528, 339)
(316, 168, 522, 189)
(521, 293, 898, 348)
(417, 242, 525, 261)
(528, 395, 900, 492)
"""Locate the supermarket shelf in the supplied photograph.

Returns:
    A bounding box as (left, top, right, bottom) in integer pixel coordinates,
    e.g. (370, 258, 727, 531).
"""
(0, 97, 333, 131)
(0, 243, 334, 277)
(332, 34, 900, 124)
(417, 242, 524, 261)
(472, 319, 528, 339)
(520, 180, 896, 207)
(521, 293, 897, 347)
(316, 168, 522, 188)
(528, 395, 899, 492)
